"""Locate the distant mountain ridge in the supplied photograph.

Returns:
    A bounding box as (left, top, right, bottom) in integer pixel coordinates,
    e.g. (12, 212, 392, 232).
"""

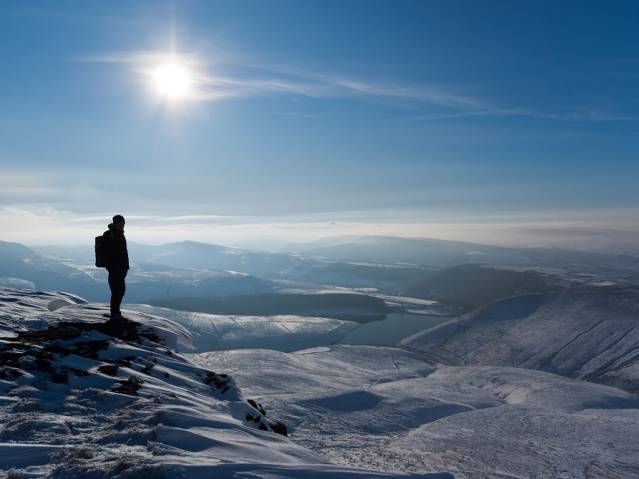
(0, 240, 98, 297)
(290, 235, 639, 272)
(4, 237, 639, 318)
(0, 240, 403, 319)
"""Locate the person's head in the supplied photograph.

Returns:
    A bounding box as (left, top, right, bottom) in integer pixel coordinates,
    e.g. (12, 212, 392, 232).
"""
(112, 214, 125, 231)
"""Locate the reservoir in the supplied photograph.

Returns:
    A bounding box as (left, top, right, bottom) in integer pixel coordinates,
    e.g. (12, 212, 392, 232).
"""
(337, 312, 452, 346)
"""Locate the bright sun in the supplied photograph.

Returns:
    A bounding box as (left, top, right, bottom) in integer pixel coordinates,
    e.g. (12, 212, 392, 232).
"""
(151, 62, 192, 100)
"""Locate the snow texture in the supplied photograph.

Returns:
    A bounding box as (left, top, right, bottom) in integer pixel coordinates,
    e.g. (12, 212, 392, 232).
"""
(191, 344, 639, 478)
(0, 288, 451, 479)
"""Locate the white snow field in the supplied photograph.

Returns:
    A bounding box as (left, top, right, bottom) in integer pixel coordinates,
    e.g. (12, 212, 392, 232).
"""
(128, 304, 359, 352)
(3, 288, 639, 478)
(190, 346, 639, 479)
(402, 288, 639, 393)
(0, 289, 451, 479)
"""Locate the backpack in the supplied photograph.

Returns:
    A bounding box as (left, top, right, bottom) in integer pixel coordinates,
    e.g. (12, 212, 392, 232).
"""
(95, 234, 110, 268)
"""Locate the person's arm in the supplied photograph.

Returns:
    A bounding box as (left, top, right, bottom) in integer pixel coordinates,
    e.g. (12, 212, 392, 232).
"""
(123, 237, 130, 270)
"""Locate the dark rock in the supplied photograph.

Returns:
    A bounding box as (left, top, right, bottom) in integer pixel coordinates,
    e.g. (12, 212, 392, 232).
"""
(248, 399, 267, 415)
(204, 371, 230, 393)
(51, 370, 69, 384)
(98, 364, 119, 376)
(269, 420, 288, 436)
(73, 340, 110, 360)
(112, 378, 142, 396)
(115, 356, 135, 368)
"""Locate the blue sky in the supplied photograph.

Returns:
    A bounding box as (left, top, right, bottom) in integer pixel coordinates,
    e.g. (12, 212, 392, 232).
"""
(1, 1, 638, 248)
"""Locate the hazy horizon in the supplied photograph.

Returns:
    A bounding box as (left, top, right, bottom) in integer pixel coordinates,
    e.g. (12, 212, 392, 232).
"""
(4, 207, 639, 254)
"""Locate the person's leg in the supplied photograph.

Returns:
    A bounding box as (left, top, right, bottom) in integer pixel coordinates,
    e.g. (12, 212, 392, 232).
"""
(119, 269, 126, 314)
(107, 269, 116, 315)
(108, 269, 126, 317)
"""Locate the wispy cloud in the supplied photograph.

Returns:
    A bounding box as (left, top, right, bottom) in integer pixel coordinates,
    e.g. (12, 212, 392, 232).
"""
(0, 172, 62, 198)
(388, 107, 639, 123)
(79, 50, 639, 123)
(80, 50, 481, 109)
(322, 75, 481, 109)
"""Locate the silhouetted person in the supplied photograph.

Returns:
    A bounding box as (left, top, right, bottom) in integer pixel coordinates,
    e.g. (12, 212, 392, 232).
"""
(103, 215, 129, 320)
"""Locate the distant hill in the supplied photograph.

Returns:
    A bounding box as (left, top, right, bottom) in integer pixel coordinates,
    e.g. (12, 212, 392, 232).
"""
(129, 241, 304, 276)
(1, 240, 398, 320)
(1, 240, 284, 302)
(283, 260, 435, 292)
(406, 263, 557, 309)
(292, 235, 639, 273)
(0, 240, 99, 298)
(292, 235, 505, 266)
(30, 237, 639, 297)
(130, 241, 433, 292)
(31, 240, 306, 279)
(0, 241, 299, 302)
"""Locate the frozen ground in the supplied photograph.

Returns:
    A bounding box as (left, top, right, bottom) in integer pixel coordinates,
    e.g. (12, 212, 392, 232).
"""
(191, 345, 639, 479)
(402, 288, 639, 393)
(0, 289, 451, 479)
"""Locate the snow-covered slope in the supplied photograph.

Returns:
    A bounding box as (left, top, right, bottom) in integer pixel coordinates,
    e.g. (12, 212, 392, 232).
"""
(191, 345, 639, 479)
(129, 304, 359, 352)
(0, 289, 451, 478)
(402, 288, 639, 392)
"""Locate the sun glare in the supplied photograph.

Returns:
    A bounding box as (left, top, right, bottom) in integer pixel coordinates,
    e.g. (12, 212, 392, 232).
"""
(151, 61, 193, 101)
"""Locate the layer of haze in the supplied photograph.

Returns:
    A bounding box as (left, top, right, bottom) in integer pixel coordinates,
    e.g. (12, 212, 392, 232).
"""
(1, 1, 638, 252)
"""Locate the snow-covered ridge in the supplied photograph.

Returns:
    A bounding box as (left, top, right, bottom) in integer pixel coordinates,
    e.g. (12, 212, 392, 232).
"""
(402, 287, 639, 393)
(0, 289, 451, 478)
(128, 303, 359, 352)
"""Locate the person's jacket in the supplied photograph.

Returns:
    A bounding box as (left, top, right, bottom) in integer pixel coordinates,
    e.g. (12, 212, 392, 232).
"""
(103, 223, 129, 271)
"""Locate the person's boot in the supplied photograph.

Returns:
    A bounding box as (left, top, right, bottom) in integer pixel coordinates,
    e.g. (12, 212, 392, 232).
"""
(103, 313, 131, 338)
(110, 312, 127, 321)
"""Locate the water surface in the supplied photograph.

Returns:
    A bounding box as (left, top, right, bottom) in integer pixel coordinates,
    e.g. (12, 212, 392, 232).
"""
(338, 313, 451, 346)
